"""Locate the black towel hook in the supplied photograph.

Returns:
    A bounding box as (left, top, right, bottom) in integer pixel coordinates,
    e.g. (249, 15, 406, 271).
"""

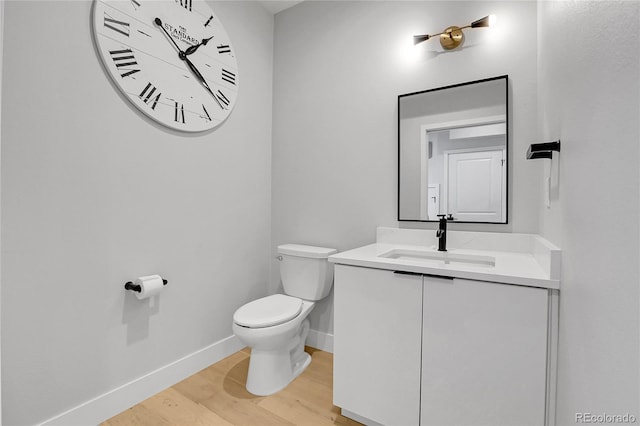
(526, 140, 561, 159)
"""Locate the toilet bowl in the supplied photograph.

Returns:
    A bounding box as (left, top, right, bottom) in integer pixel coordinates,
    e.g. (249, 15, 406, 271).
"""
(233, 295, 315, 395)
(232, 244, 336, 396)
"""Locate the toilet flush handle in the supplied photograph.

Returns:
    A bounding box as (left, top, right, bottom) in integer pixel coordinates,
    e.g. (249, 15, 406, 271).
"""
(276, 255, 283, 261)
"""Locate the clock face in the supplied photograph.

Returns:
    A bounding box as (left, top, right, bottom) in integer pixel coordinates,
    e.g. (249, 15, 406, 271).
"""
(92, 0, 239, 132)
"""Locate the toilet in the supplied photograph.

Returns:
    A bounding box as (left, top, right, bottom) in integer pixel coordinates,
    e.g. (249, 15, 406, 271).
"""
(232, 244, 337, 396)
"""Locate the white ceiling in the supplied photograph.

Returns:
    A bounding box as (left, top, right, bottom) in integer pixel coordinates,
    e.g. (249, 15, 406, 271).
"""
(258, 0, 304, 15)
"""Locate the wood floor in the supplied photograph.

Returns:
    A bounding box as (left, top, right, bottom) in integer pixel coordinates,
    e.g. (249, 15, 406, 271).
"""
(102, 347, 362, 426)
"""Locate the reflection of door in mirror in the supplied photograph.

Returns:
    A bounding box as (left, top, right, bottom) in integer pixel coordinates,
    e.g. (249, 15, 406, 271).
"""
(445, 148, 506, 222)
(419, 119, 506, 222)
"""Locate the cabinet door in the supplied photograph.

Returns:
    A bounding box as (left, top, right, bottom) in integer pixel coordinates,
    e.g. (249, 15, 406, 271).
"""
(421, 277, 548, 426)
(334, 265, 423, 425)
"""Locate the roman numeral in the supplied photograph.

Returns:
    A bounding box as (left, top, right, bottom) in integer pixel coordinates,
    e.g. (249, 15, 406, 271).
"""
(175, 0, 192, 11)
(216, 90, 230, 108)
(221, 69, 236, 85)
(109, 49, 140, 78)
(174, 102, 185, 123)
(138, 83, 162, 110)
(204, 15, 213, 27)
(103, 13, 130, 37)
(217, 44, 231, 55)
(130, 0, 141, 10)
(202, 104, 212, 121)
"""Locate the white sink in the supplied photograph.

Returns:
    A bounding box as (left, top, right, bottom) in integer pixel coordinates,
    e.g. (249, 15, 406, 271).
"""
(378, 248, 496, 268)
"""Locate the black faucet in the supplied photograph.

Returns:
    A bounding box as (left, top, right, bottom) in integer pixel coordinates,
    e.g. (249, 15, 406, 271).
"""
(436, 214, 448, 252)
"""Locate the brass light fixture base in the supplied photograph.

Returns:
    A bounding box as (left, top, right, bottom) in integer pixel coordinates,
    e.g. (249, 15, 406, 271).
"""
(413, 15, 495, 50)
(440, 26, 464, 50)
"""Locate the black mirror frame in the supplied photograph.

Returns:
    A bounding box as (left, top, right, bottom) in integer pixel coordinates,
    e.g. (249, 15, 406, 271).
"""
(397, 75, 509, 224)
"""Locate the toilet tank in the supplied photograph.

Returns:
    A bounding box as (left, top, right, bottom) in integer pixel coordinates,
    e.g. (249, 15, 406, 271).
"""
(278, 244, 338, 301)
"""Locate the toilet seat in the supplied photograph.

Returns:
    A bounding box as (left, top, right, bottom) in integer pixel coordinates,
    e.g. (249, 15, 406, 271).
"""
(234, 294, 302, 328)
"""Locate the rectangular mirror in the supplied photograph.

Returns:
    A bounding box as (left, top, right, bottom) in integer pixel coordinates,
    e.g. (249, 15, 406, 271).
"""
(398, 75, 508, 223)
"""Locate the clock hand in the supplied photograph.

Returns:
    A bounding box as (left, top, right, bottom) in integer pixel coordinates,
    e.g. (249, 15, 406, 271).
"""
(185, 37, 214, 56)
(154, 18, 184, 54)
(154, 17, 224, 109)
(182, 56, 225, 110)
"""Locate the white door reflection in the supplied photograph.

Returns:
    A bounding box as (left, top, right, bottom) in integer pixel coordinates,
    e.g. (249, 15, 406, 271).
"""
(419, 121, 506, 222)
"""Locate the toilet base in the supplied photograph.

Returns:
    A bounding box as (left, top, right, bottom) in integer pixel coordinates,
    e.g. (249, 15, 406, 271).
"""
(245, 319, 311, 396)
(293, 351, 311, 378)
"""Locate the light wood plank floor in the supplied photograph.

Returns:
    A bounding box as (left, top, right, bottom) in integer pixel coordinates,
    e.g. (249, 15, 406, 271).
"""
(102, 347, 362, 426)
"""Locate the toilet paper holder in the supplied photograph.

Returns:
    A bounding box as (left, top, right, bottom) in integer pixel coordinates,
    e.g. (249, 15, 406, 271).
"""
(124, 278, 168, 293)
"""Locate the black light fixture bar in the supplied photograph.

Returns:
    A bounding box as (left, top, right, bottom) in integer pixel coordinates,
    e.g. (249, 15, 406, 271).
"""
(471, 15, 492, 28)
(413, 34, 431, 45)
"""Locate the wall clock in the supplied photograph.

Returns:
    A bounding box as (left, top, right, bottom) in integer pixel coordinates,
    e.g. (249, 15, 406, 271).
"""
(92, 0, 239, 132)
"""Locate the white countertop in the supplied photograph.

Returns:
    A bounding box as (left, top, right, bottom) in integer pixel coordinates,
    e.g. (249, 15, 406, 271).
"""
(329, 228, 561, 290)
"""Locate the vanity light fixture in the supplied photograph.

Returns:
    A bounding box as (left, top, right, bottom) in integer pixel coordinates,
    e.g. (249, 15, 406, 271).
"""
(413, 15, 497, 50)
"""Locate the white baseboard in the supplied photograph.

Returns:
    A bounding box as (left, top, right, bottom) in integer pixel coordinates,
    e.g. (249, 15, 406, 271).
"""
(38, 329, 332, 425)
(307, 328, 333, 353)
(39, 335, 244, 426)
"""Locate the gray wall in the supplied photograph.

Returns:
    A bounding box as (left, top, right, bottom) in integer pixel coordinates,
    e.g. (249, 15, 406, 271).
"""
(272, 0, 540, 334)
(1, 1, 273, 424)
(537, 1, 640, 422)
(0, 2, 4, 422)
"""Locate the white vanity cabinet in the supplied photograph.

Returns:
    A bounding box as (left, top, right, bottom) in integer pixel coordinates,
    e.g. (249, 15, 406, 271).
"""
(333, 264, 555, 426)
(421, 275, 548, 426)
(333, 265, 423, 426)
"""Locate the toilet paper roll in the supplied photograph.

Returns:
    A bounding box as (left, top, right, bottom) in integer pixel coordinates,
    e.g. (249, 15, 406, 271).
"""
(134, 275, 165, 300)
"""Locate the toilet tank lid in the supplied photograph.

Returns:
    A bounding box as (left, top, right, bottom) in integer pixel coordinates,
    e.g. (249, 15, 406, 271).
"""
(278, 244, 337, 259)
